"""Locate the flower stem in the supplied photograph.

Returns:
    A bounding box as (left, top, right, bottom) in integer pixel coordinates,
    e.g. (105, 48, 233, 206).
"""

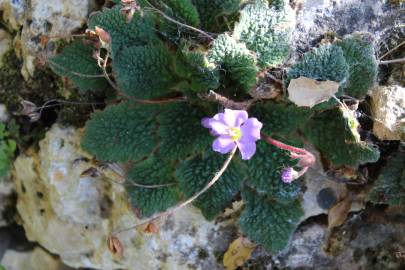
(261, 133, 307, 155)
(113, 146, 238, 235)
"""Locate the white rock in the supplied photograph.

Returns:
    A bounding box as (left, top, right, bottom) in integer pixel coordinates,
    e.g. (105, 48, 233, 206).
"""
(371, 85, 405, 141)
(13, 124, 235, 270)
(1, 247, 71, 270)
(20, 0, 91, 78)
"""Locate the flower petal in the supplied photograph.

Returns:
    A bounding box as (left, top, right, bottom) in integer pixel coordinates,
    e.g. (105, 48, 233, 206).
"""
(221, 109, 248, 128)
(237, 141, 257, 160)
(207, 119, 229, 135)
(213, 136, 236, 154)
(240, 118, 263, 142)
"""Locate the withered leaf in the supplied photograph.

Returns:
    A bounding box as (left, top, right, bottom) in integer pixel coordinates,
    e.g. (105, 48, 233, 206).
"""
(288, 76, 339, 108)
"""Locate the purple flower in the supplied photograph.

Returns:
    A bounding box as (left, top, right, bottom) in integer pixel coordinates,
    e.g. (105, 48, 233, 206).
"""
(281, 167, 299, 184)
(202, 109, 262, 160)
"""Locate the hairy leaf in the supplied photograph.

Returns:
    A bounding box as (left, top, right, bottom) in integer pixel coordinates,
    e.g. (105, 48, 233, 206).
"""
(246, 141, 300, 203)
(303, 108, 380, 166)
(88, 6, 157, 57)
(49, 41, 108, 92)
(82, 103, 158, 162)
(233, 0, 295, 68)
(239, 188, 303, 252)
(113, 45, 174, 99)
(176, 150, 246, 220)
(208, 34, 258, 92)
(285, 44, 349, 109)
(175, 44, 220, 93)
(192, 0, 241, 32)
(127, 156, 180, 217)
(337, 33, 378, 98)
(286, 44, 349, 86)
(165, 0, 201, 27)
(251, 101, 313, 136)
(158, 103, 212, 160)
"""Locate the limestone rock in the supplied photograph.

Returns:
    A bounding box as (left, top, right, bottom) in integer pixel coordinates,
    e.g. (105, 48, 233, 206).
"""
(19, 0, 92, 78)
(1, 247, 73, 270)
(0, 0, 26, 31)
(371, 85, 405, 141)
(13, 124, 236, 270)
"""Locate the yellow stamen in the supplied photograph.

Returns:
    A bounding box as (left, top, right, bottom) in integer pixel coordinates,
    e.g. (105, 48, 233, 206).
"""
(228, 127, 242, 141)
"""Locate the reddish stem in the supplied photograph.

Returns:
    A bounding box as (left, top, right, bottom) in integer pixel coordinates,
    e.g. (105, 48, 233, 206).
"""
(261, 133, 307, 155)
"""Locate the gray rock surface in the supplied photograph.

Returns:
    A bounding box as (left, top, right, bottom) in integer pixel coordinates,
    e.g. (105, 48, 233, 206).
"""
(291, 0, 403, 61)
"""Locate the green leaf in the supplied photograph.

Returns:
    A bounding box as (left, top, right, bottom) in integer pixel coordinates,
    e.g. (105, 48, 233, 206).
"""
(176, 149, 246, 220)
(239, 188, 303, 252)
(208, 34, 258, 92)
(192, 0, 241, 32)
(337, 33, 378, 98)
(49, 41, 108, 92)
(165, 0, 201, 27)
(285, 44, 349, 110)
(233, 0, 295, 68)
(158, 103, 212, 161)
(127, 156, 180, 217)
(88, 6, 158, 57)
(175, 44, 220, 93)
(285, 44, 349, 86)
(82, 103, 158, 162)
(302, 108, 380, 167)
(246, 141, 300, 203)
(251, 101, 313, 136)
(113, 45, 174, 99)
(369, 151, 405, 206)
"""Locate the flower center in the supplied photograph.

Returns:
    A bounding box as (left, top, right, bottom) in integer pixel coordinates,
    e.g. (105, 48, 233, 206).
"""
(228, 127, 242, 141)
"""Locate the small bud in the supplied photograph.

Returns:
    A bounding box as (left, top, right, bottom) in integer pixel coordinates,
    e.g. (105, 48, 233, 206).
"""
(281, 167, 299, 184)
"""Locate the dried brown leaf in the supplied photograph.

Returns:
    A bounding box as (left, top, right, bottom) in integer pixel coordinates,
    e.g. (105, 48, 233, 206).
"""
(223, 237, 256, 270)
(288, 76, 339, 108)
(328, 198, 351, 229)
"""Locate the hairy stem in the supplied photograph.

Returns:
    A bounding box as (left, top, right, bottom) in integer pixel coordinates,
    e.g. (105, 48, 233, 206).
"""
(261, 133, 307, 155)
(113, 146, 238, 235)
